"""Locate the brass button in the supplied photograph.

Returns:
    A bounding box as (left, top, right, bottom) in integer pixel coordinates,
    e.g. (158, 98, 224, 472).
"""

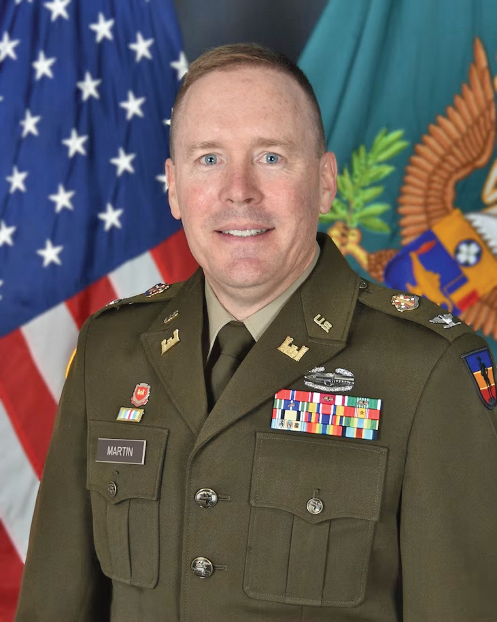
(306, 497, 323, 515)
(195, 488, 218, 508)
(108, 481, 117, 497)
(191, 557, 214, 578)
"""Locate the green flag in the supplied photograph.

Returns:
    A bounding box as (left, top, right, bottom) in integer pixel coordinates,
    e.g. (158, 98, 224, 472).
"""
(300, 0, 497, 356)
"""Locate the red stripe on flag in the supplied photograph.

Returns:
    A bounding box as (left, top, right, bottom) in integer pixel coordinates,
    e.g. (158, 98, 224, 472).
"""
(0, 331, 57, 478)
(0, 522, 23, 622)
(151, 229, 198, 283)
(66, 276, 118, 329)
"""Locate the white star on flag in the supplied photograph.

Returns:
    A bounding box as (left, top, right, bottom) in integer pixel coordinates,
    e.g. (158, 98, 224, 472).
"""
(170, 51, 188, 80)
(0, 221, 16, 247)
(15, 0, 33, 3)
(62, 128, 88, 157)
(155, 173, 168, 192)
(20, 109, 41, 138)
(163, 118, 171, 126)
(89, 13, 114, 43)
(0, 280, 3, 301)
(119, 91, 146, 120)
(32, 51, 56, 80)
(0, 32, 21, 62)
(36, 239, 64, 267)
(6, 166, 28, 193)
(129, 32, 154, 62)
(98, 203, 123, 231)
(110, 147, 136, 176)
(76, 71, 102, 101)
(44, 0, 71, 22)
(48, 184, 75, 213)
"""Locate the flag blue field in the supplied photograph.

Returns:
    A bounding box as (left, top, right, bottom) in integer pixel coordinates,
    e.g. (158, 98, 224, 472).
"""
(0, 1, 196, 618)
(299, 0, 497, 356)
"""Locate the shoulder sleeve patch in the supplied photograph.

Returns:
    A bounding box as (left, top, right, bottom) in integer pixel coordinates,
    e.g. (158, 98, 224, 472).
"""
(461, 348, 497, 409)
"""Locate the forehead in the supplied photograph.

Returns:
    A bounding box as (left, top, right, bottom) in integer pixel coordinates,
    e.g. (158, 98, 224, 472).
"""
(176, 66, 312, 145)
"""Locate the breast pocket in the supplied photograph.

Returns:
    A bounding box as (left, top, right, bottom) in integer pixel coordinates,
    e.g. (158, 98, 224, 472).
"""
(87, 420, 169, 588)
(244, 433, 387, 607)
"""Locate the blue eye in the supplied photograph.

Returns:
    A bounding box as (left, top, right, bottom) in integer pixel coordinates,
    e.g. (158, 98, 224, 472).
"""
(202, 154, 218, 165)
(264, 153, 279, 164)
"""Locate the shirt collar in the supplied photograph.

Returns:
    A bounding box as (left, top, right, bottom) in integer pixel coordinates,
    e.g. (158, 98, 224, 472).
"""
(205, 242, 320, 358)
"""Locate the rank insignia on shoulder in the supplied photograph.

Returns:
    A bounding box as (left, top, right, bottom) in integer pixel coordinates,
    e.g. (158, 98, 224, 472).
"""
(304, 366, 354, 392)
(461, 348, 497, 409)
(272, 389, 382, 441)
(131, 383, 150, 407)
(117, 407, 144, 422)
(429, 313, 461, 329)
(391, 294, 419, 312)
(145, 282, 169, 297)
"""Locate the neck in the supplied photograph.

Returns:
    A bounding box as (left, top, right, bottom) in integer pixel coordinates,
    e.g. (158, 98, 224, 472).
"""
(205, 251, 316, 321)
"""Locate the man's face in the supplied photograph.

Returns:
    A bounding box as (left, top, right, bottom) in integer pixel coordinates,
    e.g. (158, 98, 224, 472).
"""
(166, 66, 337, 297)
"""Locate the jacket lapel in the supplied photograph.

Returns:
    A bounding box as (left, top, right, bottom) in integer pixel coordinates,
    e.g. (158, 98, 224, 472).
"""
(140, 270, 208, 435)
(194, 235, 361, 451)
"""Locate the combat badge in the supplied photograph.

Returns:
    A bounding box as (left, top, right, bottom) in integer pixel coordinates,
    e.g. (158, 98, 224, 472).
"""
(272, 389, 382, 441)
(145, 282, 169, 297)
(304, 366, 354, 392)
(164, 310, 179, 325)
(131, 382, 150, 407)
(391, 294, 419, 312)
(461, 348, 497, 409)
(429, 313, 461, 329)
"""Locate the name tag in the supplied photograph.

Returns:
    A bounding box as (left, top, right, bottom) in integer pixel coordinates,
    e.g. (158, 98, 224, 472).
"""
(96, 438, 146, 465)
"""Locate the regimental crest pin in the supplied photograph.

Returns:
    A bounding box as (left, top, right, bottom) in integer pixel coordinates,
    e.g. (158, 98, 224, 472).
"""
(429, 313, 461, 329)
(145, 282, 169, 297)
(461, 348, 497, 409)
(391, 294, 419, 312)
(131, 383, 151, 407)
(304, 366, 355, 393)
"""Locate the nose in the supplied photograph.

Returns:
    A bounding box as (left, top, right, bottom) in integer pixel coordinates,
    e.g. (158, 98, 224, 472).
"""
(220, 161, 262, 206)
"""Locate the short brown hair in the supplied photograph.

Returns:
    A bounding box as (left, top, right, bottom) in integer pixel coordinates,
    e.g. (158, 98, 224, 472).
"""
(169, 43, 326, 159)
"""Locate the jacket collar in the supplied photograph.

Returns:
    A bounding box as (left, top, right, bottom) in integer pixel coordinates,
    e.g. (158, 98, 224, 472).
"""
(141, 234, 360, 447)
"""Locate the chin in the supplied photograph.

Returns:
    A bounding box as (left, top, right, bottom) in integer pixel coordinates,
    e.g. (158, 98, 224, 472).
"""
(211, 260, 272, 290)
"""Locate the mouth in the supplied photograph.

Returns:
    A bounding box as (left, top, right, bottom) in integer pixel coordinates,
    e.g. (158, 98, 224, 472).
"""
(219, 228, 270, 237)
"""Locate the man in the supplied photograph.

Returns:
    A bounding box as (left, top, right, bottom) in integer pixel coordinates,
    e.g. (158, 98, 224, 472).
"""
(16, 44, 497, 621)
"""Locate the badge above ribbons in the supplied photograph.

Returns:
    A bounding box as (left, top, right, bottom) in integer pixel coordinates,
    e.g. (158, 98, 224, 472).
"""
(272, 389, 382, 440)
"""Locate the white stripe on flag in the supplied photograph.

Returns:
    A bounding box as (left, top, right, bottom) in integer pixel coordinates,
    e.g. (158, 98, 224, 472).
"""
(21, 303, 79, 402)
(0, 400, 39, 562)
(109, 251, 163, 298)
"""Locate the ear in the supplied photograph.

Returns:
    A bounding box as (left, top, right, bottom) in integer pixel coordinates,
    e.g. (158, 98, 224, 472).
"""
(319, 151, 338, 215)
(166, 158, 181, 220)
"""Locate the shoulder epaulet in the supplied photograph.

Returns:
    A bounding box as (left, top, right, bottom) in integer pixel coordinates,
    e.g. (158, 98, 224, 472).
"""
(92, 281, 183, 319)
(357, 279, 475, 344)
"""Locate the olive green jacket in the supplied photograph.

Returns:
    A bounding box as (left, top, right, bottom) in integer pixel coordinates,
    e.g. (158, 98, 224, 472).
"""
(16, 235, 497, 621)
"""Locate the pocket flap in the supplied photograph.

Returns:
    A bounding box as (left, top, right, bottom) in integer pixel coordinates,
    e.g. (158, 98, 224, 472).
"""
(251, 433, 387, 524)
(87, 420, 168, 505)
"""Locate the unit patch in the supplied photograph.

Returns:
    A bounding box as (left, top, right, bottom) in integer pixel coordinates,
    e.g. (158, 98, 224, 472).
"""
(304, 366, 354, 392)
(96, 438, 146, 464)
(272, 389, 382, 440)
(145, 282, 169, 297)
(461, 348, 497, 409)
(391, 294, 420, 312)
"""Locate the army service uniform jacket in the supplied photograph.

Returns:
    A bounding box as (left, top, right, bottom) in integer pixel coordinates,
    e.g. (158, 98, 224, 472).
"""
(16, 235, 497, 621)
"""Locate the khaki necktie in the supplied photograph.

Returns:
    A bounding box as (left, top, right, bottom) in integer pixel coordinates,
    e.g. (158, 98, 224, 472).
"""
(206, 321, 255, 408)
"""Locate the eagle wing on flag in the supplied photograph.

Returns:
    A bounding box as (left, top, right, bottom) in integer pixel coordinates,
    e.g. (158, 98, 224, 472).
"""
(397, 37, 495, 244)
(395, 37, 497, 339)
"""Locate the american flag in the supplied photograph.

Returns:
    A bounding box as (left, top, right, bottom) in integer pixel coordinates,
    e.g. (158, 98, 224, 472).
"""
(0, 1, 197, 617)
